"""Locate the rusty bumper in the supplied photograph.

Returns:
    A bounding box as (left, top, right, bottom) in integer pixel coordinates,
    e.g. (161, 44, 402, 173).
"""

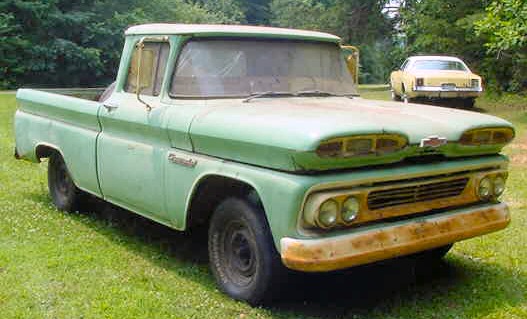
(281, 203, 510, 272)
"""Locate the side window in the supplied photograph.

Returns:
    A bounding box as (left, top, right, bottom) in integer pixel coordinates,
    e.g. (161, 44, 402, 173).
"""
(125, 41, 170, 96)
(400, 59, 409, 71)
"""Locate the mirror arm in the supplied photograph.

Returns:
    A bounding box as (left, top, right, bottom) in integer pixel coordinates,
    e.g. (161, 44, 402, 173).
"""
(135, 38, 152, 111)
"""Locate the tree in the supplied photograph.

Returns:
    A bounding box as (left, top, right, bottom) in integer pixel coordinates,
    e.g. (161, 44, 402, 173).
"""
(270, 0, 396, 83)
(476, 0, 527, 91)
(0, 0, 230, 89)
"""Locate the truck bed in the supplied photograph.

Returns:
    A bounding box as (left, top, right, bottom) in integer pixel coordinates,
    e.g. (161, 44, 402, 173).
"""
(15, 88, 103, 196)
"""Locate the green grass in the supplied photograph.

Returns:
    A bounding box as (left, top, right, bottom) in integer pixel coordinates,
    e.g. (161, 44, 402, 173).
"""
(1, 90, 526, 318)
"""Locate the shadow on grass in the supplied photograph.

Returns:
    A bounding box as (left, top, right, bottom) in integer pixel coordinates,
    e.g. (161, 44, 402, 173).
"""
(36, 192, 525, 318)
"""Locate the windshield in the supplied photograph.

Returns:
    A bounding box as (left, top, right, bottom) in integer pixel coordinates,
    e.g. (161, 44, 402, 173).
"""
(170, 39, 357, 98)
(410, 60, 468, 71)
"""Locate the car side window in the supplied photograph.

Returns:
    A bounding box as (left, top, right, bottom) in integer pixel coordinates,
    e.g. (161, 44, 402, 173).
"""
(400, 59, 409, 71)
(125, 41, 170, 96)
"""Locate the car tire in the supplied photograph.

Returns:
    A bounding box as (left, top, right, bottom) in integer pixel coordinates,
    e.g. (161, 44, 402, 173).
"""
(391, 90, 401, 101)
(412, 244, 453, 262)
(208, 197, 285, 305)
(462, 97, 476, 108)
(48, 152, 85, 212)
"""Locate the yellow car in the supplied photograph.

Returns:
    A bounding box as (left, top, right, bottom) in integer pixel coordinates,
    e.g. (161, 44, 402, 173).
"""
(390, 56, 483, 107)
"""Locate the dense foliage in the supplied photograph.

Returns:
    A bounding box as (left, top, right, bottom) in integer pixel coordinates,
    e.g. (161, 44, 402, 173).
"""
(0, 0, 525, 90)
(399, 0, 526, 92)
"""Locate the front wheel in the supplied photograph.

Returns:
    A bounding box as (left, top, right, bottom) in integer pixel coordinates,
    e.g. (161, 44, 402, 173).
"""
(208, 197, 285, 305)
(48, 152, 85, 212)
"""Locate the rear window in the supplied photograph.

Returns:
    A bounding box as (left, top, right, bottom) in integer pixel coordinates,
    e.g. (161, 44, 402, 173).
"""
(410, 60, 467, 71)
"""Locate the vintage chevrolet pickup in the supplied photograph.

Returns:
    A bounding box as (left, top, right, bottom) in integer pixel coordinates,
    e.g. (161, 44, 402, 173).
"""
(14, 24, 515, 305)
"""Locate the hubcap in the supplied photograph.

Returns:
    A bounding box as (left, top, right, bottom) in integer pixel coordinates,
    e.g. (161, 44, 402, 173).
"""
(223, 222, 256, 286)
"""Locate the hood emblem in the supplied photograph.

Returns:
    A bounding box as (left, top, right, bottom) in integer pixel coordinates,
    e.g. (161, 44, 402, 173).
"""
(420, 135, 447, 148)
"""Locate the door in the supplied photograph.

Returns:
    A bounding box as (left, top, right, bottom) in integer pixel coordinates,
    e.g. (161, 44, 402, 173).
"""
(97, 41, 172, 220)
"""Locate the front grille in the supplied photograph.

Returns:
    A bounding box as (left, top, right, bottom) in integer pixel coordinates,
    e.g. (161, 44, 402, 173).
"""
(367, 177, 469, 210)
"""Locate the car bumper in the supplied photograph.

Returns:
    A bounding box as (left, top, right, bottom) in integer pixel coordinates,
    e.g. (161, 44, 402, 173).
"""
(280, 202, 509, 272)
(410, 86, 482, 98)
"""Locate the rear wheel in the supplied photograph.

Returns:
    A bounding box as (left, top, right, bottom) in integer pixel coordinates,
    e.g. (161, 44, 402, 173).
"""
(391, 89, 401, 101)
(48, 152, 85, 212)
(208, 197, 285, 305)
(462, 97, 476, 108)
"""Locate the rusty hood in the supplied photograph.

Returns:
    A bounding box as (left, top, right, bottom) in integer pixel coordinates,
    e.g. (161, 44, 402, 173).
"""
(187, 97, 513, 171)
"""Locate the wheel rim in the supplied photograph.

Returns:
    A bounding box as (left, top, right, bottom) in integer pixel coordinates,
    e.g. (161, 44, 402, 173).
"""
(223, 221, 256, 287)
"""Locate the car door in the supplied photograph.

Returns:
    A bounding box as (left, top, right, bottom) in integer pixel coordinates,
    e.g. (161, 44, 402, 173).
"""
(97, 40, 172, 221)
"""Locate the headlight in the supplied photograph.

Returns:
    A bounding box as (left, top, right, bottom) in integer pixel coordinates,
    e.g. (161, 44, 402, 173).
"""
(459, 127, 514, 146)
(317, 199, 338, 228)
(316, 134, 407, 158)
(478, 177, 492, 199)
(471, 79, 480, 88)
(341, 196, 360, 224)
(493, 175, 506, 197)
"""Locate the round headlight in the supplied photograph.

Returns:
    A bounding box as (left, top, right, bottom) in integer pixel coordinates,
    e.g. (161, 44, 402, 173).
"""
(478, 177, 492, 199)
(493, 175, 506, 197)
(318, 199, 338, 228)
(341, 196, 360, 223)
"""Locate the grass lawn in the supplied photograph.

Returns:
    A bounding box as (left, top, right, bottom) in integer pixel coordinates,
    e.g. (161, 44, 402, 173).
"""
(0, 89, 526, 318)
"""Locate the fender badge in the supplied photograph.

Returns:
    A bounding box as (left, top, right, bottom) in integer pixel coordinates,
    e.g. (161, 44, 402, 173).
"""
(168, 153, 197, 167)
(420, 135, 447, 148)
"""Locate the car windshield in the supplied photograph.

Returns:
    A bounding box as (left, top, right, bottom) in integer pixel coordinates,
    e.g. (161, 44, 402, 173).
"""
(170, 39, 357, 98)
(410, 60, 467, 71)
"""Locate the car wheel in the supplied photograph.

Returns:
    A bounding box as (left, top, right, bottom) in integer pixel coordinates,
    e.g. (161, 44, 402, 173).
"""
(48, 152, 84, 212)
(462, 97, 476, 108)
(391, 90, 401, 101)
(412, 244, 453, 262)
(208, 197, 285, 305)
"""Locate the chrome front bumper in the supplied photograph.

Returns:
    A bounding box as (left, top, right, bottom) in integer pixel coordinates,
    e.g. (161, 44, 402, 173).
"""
(281, 202, 509, 272)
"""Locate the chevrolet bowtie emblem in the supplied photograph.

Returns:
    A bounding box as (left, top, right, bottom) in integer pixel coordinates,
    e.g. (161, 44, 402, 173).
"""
(420, 135, 447, 148)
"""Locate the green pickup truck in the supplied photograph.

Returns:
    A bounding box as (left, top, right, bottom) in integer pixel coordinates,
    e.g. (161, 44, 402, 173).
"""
(14, 24, 515, 305)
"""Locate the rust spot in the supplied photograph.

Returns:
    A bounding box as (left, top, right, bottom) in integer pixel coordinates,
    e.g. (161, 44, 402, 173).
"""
(282, 204, 510, 272)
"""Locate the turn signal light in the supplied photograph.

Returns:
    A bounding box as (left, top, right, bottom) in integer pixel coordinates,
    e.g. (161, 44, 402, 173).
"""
(316, 134, 407, 158)
(459, 127, 514, 146)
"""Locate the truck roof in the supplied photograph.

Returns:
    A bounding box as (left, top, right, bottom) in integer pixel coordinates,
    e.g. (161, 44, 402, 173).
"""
(125, 23, 341, 43)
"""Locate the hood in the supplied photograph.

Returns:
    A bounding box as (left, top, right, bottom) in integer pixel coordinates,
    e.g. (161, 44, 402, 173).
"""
(188, 97, 513, 171)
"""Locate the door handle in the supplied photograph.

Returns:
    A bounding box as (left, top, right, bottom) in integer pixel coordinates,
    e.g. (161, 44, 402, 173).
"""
(103, 102, 119, 112)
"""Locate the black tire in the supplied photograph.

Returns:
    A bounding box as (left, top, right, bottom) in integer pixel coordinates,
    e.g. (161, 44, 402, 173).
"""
(208, 197, 285, 305)
(412, 244, 453, 262)
(462, 97, 476, 108)
(48, 152, 84, 212)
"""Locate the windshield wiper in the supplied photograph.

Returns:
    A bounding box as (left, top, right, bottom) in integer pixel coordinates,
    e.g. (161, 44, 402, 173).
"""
(243, 91, 295, 103)
(295, 90, 357, 98)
